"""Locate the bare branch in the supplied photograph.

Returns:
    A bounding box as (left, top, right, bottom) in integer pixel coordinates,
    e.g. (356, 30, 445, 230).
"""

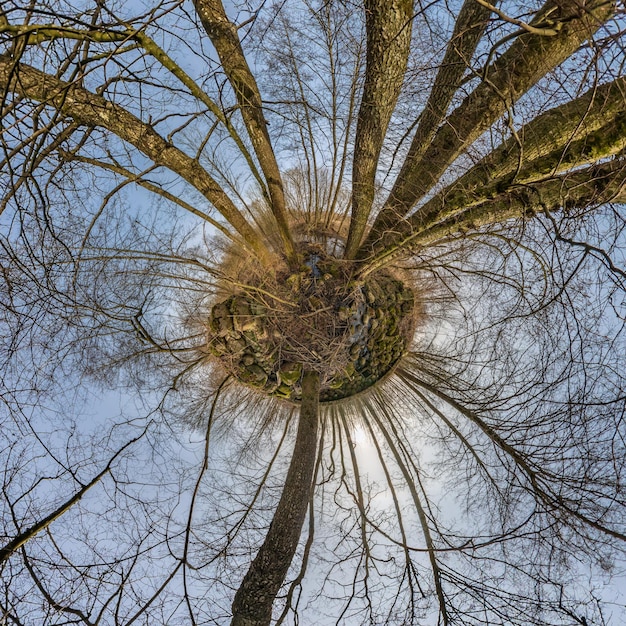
(473, 0, 563, 36)
(0, 54, 273, 264)
(364, 77, 626, 263)
(192, 0, 297, 266)
(0, 432, 144, 565)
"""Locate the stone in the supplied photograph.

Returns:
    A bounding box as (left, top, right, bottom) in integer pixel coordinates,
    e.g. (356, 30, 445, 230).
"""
(241, 353, 255, 366)
(207, 259, 415, 403)
(239, 364, 268, 387)
(226, 336, 247, 352)
(216, 314, 234, 336)
(274, 383, 293, 398)
(278, 362, 302, 386)
(338, 306, 352, 320)
(240, 316, 262, 333)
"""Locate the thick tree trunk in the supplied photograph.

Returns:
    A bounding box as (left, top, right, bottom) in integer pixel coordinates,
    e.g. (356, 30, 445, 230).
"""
(363, 79, 626, 264)
(413, 77, 626, 228)
(343, 0, 413, 259)
(395, 0, 494, 167)
(360, 156, 626, 274)
(364, 0, 615, 250)
(231, 371, 320, 626)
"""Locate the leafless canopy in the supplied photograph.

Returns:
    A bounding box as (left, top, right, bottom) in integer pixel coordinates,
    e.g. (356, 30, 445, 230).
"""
(1, 1, 626, 625)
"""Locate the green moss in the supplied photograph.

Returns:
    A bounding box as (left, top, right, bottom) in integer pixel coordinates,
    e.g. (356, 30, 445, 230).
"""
(278, 362, 302, 385)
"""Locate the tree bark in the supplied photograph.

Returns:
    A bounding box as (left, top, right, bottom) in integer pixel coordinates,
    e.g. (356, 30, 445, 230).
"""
(360, 156, 626, 274)
(364, 0, 615, 250)
(364, 0, 493, 232)
(192, 0, 297, 266)
(343, 0, 413, 259)
(364, 77, 626, 262)
(231, 371, 320, 626)
(420, 77, 626, 220)
(0, 20, 268, 194)
(399, 0, 494, 164)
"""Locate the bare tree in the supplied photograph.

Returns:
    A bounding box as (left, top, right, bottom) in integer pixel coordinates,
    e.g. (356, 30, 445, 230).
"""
(1, 1, 625, 624)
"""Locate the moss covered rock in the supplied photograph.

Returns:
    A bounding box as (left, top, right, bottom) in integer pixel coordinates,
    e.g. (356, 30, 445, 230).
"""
(207, 255, 414, 402)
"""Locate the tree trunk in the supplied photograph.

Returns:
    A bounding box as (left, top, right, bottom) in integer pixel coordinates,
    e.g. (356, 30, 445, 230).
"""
(231, 371, 320, 626)
(359, 156, 626, 275)
(193, 0, 298, 266)
(364, 0, 615, 248)
(343, 0, 413, 258)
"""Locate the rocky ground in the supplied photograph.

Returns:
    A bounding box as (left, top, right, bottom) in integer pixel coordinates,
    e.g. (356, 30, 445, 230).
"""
(208, 251, 415, 402)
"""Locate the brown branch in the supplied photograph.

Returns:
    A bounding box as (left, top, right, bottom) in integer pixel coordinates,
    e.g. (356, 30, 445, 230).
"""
(21, 550, 96, 626)
(0, 23, 131, 45)
(0, 54, 274, 265)
(366, 395, 449, 625)
(0, 432, 144, 565)
(192, 0, 297, 266)
(59, 150, 235, 240)
(0, 121, 82, 217)
(363, 0, 615, 252)
(423, 77, 626, 219)
(361, 0, 496, 246)
(365, 76, 626, 261)
(405, 371, 626, 543)
(361, 155, 626, 275)
(0, 19, 269, 195)
(474, 0, 563, 36)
